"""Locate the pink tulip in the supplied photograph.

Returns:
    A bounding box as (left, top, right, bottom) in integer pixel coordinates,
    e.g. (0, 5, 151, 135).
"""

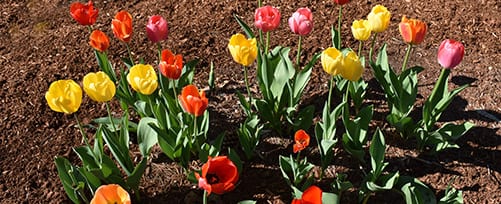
(437, 39, 464, 69)
(288, 8, 313, 36)
(254, 6, 281, 32)
(146, 15, 168, 43)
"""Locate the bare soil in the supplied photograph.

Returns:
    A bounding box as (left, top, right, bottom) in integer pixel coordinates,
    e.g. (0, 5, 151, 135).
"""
(0, 0, 500, 203)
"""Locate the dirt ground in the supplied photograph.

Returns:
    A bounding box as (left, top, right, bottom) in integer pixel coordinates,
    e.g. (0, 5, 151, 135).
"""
(0, 0, 500, 203)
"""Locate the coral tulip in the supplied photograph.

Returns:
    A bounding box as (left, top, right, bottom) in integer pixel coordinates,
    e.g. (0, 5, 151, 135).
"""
(83, 71, 116, 102)
(351, 20, 371, 41)
(293, 130, 310, 153)
(321, 47, 343, 76)
(90, 184, 131, 204)
(70, 0, 98, 26)
(159, 49, 183, 80)
(146, 15, 169, 43)
(196, 156, 239, 195)
(126, 64, 158, 95)
(333, 0, 350, 5)
(112, 11, 133, 43)
(254, 6, 281, 32)
(179, 85, 208, 117)
(288, 8, 313, 36)
(322, 47, 364, 81)
(367, 5, 391, 33)
(89, 30, 110, 52)
(228, 33, 257, 67)
(437, 39, 464, 69)
(399, 16, 427, 45)
(45, 80, 82, 114)
(291, 185, 323, 204)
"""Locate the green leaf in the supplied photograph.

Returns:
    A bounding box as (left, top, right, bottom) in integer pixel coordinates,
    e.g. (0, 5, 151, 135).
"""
(137, 117, 159, 157)
(323, 192, 341, 204)
(369, 128, 386, 177)
(293, 52, 320, 102)
(102, 127, 134, 175)
(270, 47, 293, 100)
(439, 185, 463, 204)
(331, 25, 340, 49)
(228, 148, 243, 175)
(237, 201, 257, 204)
(233, 14, 255, 38)
(54, 157, 82, 204)
(126, 158, 147, 192)
(94, 50, 117, 82)
(396, 176, 436, 204)
(366, 172, 399, 192)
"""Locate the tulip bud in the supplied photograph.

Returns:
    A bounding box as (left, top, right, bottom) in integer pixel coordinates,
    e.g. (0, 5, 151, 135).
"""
(293, 130, 310, 153)
(70, 0, 98, 26)
(45, 80, 82, 114)
(90, 184, 131, 204)
(288, 8, 313, 36)
(254, 6, 281, 32)
(159, 49, 183, 80)
(146, 15, 169, 43)
(399, 16, 427, 45)
(367, 5, 391, 33)
(322, 47, 364, 81)
(83, 72, 116, 102)
(437, 39, 464, 69)
(112, 11, 133, 43)
(340, 51, 364, 81)
(228, 33, 258, 67)
(126, 64, 158, 95)
(89, 30, 110, 52)
(333, 0, 350, 5)
(321, 47, 343, 76)
(179, 85, 208, 117)
(351, 20, 371, 41)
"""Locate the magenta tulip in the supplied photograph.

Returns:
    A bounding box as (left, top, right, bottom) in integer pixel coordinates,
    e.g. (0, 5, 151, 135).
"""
(288, 8, 313, 36)
(254, 6, 281, 32)
(437, 39, 464, 69)
(146, 15, 168, 43)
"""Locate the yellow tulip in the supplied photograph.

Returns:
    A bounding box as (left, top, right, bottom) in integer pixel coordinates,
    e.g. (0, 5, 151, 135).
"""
(351, 20, 371, 41)
(45, 79, 82, 114)
(228, 33, 257, 67)
(321, 47, 343, 76)
(340, 51, 364, 81)
(83, 72, 116, 102)
(126, 64, 158, 95)
(367, 5, 391, 33)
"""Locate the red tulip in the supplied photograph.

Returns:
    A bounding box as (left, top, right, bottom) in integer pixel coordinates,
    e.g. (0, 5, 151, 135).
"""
(159, 49, 183, 80)
(437, 39, 464, 69)
(196, 156, 239, 195)
(398, 16, 427, 45)
(254, 6, 281, 32)
(293, 129, 310, 153)
(146, 15, 168, 43)
(333, 0, 350, 5)
(288, 8, 313, 36)
(291, 185, 323, 204)
(179, 85, 208, 117)
(89, 30, 109, 52)
(70, 1, 98, 26)
(112, 11, 133, 43)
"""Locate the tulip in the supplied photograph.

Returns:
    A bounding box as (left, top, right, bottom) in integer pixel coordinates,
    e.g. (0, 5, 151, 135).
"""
(90, 184, 131, 204)
(89, 30, 110, 52)
(146, 15, 169, 43)
(367, 5, 391, 33)
(437, 39, 464, 69)
(228, 33, 257, 67)
(159, 49, 183, 80)
(333, 0, 350, 5)
(196, 156, 239, 195)
(293, 130, 310, 153)
(399, 16, 427, 45)
(340, 51, 364, 81)
(45, 80, 82, 114)
(112, 11, 133, 43)
(321, 47, 343, 76)
(254, 6, 281, 32)
(291, 185, 322, 204)
(351, 20, 371, 41)
(83, 72, 116, 102)
(69, 0, 98, 26)
(179, 85, 208, 117)
(126, 64, 158, 95)
(288, 8, 313, 36)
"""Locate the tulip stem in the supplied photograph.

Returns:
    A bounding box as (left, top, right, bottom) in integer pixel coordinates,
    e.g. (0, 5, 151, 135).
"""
(358, 40, 363, 57)
(171, 80, 178, 101)
(193, 115, 199, 150)
(243, 65, 253, 106)
(337, 6, 343, 49)
(327, 76, 335, 111)
(296, 36, 302, 70)
(157, 43, 162, 62)
(73, 114, 90, 147)
(265, 31, 270, 55)
(125, 43, 134, 66)
(402, 44, 413, 72)
(257, 0, 262, 7)
(369, 33, 378, 61)
(203, 190, 208, 204)
(362, 194, 371, 204)
(106, 102, 118, 136)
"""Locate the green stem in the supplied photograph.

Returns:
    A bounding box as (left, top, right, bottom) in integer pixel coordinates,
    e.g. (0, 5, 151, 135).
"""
(105, 102, 118, 135)
(368, 33, 378, 61)
(125, 43, 134, 66)
(134, 188, 141, 202)
(157, 43, 162, 62)
(171, 80, 178, 100)
(358, 40, 363, 57)
(73, 114, 90, 147)
(327, 76, 335, 111)
(265, 31, 270, 55)
(67, 168, 90, 204)
(344, 81, 350, 108)
(203, 190, 208, 204)
(243, 65, 253, 105)
(362, 194, 371, 204)
(337, 6, 343, 49)
(295, 35, 302, 71)
(87, 26, 92, 33)
(401, 44, 413, 72)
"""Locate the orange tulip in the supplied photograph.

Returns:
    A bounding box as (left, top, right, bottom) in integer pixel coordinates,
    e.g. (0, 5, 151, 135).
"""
(293, 129, 310, 153)
(70, 1, 98, 26)
(112, 11, 133, 43)
(179, 85, 208, 117)
(90, 184, 131, 204)
(291, 185, 322, 204)
(159, 49, 183, 80)
(398, 16, 427, 45)
(89, 30, 110, 52)
(196, 156, 239, 195)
